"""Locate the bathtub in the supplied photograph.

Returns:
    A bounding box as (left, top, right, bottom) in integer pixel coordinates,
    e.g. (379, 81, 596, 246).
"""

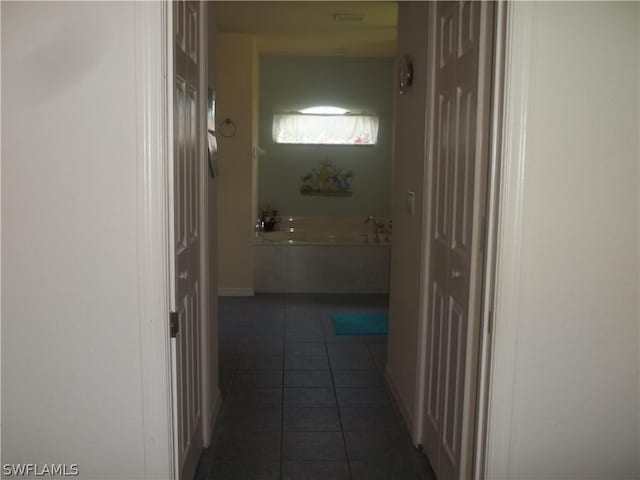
(254, 217, 390, 294)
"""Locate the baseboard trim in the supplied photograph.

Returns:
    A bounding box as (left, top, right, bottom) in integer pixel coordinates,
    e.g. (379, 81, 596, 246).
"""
(384, 366, 416, 444)
(218, 288, 254, 296)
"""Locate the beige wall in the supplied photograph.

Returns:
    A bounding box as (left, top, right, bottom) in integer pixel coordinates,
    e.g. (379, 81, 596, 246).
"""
(1, 2, 146, 477)
(215, 34, 257, 294)
(488, 2, 640, 478)
(207, 3, 221, 424)
(252, 43, 259, 226)
(386, 2, 429, 427)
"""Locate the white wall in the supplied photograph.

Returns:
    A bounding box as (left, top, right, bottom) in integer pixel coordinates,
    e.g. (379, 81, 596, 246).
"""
(1, 2, 146, 478)
(215, 34, 257, 295)
(488, 3, 640, 478)
(386, 2, 428, 427)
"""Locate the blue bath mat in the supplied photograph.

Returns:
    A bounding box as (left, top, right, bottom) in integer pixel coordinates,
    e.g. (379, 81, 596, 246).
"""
(332, 313, 389, 335)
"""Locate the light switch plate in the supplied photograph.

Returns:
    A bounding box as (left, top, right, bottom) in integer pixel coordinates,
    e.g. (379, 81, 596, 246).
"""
(406, 191, 415, 216)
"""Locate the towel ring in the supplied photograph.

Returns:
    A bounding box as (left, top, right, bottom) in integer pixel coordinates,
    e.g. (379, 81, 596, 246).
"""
(218, 118, 236, 138)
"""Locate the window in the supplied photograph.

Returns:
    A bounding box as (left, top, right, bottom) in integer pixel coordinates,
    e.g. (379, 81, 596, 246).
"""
(272, 106, 379, 145)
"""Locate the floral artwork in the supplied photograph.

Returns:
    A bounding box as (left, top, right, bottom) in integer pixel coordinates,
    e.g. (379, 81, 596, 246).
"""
(300, 160, 353, 197)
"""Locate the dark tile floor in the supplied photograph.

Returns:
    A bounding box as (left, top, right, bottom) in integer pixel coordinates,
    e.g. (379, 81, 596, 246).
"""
(195, 294, 435, 480)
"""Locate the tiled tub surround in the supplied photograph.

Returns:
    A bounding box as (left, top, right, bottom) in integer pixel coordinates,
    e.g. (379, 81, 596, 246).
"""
(254, 217, 391, 294)
(195, 294, 435, 480)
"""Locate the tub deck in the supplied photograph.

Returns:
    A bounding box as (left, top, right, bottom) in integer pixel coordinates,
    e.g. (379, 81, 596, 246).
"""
(254, 217, 391, 294)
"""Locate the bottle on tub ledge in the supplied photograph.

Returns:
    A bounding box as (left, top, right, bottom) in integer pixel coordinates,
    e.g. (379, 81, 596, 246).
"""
(260, 202, 281, 232)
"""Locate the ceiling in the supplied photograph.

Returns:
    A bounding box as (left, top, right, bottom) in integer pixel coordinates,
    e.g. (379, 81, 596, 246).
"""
(212, 1, 398, 56)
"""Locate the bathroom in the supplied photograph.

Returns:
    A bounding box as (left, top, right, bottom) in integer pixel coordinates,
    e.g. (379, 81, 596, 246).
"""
(255, 53, 393, 294)
(214, 8, 396, 297)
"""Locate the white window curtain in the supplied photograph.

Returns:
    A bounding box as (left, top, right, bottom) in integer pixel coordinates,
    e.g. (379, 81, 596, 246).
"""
(272, 113, 379, 145)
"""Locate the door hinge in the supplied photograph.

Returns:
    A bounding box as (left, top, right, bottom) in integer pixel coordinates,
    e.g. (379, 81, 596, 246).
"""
(170, 311, 179, 338)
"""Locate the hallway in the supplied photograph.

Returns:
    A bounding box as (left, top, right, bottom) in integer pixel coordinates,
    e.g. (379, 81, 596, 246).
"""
(194, 294, 435, 479)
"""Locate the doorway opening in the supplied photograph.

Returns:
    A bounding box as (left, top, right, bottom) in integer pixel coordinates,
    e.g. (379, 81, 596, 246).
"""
(167, 2, 500, 479)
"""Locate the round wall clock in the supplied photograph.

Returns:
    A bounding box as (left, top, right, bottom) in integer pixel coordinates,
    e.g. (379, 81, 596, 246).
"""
(398, 54, 413, 95)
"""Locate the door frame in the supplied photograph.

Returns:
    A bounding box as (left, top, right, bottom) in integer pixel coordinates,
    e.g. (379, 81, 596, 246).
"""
(197, 0, 212, 448)
(482, 2, 536, 478)
(134, 2, 212, 479)
(412, 1, 505, 478)
(472, 2, 509, 477)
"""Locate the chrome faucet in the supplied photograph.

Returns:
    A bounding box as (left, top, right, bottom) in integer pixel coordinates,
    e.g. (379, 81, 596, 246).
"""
(365, 216, 387, 243)
(363, 216, 376, 243)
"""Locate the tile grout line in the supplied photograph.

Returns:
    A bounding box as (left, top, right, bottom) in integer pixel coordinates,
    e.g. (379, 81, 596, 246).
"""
(279, 294, 287, 480)
(322, 310, 354, 480)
